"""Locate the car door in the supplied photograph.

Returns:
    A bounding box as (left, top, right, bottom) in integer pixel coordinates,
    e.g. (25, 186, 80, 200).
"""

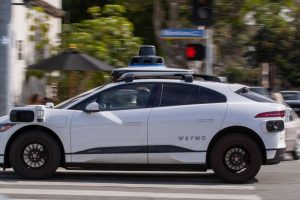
(148, 83, 227, 164)
(70, 82, 156, 164)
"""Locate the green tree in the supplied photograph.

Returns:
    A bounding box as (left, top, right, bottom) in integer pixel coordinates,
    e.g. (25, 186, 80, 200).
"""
(61, 0, 300, 88)
(249, 1, 300, 87)
(57, 5, 142, 102)
(27, 6, 51, 60)
(62, 5, 142, 67)
(220, 66, 261, 85)
(214, 0, 293, 66)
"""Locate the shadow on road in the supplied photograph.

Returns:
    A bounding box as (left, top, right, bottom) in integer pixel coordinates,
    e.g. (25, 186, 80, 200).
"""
(0, 169, 258, 185)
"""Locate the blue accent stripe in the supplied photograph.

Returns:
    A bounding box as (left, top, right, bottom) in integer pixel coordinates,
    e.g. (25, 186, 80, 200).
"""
(160, 29, 206, 38)
(67, 145, 206, 155)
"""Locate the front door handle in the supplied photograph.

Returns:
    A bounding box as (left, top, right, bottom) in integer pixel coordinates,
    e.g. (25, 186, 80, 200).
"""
(123, 122, 143, 126)
(197, 119, 214, 123)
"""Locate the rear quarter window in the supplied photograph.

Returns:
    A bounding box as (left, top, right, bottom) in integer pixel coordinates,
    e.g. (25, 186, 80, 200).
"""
(236, 88, 274, 103)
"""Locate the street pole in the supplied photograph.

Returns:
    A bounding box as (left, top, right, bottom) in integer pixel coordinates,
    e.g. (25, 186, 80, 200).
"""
(0, 0, 12, 116)
(205, 28, 213, 75)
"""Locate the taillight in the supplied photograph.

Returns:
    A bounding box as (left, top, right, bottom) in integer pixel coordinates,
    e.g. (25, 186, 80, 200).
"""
(255, 110, 285, 118)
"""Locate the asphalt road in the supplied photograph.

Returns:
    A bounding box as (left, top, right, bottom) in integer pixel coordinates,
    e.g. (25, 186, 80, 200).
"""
(0, 158, 299, 200)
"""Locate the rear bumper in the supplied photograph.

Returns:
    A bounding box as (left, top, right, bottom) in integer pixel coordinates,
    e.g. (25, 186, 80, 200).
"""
(266, 148, 286, 165)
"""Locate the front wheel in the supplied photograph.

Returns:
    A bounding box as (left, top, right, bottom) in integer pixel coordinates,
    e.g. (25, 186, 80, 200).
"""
(210, 133, 262, 183)
(9, 131, 61, 179)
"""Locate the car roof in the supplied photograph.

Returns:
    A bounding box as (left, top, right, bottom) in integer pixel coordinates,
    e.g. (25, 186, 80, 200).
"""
(113, 66, 193, 72)
(114, 79, 241, 95)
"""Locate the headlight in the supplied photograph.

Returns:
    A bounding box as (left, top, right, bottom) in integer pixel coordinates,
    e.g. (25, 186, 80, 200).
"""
(0, 123, 15, 132)
(36, 110, 44, 118)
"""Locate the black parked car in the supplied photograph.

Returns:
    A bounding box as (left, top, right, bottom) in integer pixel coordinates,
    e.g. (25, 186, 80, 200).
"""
(281, 91, 300, 116)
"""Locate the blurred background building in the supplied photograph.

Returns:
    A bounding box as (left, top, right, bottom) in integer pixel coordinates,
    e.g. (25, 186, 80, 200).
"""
(1, 0, 299, 112)
(10, 0, 63, 104)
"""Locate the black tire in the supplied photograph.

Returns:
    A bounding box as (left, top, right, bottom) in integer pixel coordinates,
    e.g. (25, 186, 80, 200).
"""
(210, 133, 262, 183)
(292, 151, 299, 160)
(9, 130, 61, 179)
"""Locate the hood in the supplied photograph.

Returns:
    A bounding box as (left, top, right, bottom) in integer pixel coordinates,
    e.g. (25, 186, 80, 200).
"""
(0, 115, 9, 123)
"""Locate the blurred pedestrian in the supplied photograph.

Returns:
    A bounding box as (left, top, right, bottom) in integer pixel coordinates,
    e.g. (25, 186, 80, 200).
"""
(271, 92, 284, 103)
(29, 94, 45, 105)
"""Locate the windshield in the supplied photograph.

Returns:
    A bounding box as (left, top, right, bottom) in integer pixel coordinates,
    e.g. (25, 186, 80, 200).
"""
(55, 86, 103, 109)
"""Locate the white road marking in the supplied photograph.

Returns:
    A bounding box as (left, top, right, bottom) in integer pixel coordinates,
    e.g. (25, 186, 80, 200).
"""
(0, 180, 255, 190)
(0, 188, 262, 200)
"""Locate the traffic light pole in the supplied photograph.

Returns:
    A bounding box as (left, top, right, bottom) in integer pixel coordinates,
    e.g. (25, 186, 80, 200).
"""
(205, 28, 213, 75)
(0, 0, 12, 116)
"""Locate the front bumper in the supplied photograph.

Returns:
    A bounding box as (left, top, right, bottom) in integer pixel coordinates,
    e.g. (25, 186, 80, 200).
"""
(266, 148, 286, 165)
(0, 155, 4, 169)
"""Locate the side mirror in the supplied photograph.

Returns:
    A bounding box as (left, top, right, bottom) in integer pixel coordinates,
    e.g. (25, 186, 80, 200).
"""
(84, 102, 100, 113)
(45, 102, 54, 108)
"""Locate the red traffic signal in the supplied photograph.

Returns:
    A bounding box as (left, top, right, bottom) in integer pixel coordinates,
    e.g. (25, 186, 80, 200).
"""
(185, 44, 205, 61)
(186, 46, 197, 58)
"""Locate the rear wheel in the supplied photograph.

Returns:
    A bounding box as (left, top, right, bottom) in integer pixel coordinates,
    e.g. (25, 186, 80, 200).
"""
(9, 130, 61, 179)
(210, 133, 262, 183)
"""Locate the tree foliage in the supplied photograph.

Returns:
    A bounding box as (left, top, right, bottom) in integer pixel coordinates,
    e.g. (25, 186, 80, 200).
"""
(220, 66, 261, 85)
(56, 4, 142, 102)
(27, 6, 51, 60)
(213, 0, 300, 88)
(61, 4, 142, 67)
(61, 0, 300, 89)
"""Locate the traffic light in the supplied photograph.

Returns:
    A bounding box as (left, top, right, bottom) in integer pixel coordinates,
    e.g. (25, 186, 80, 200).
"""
(185, 44, 205, 61)
(192, 0, 213, 26)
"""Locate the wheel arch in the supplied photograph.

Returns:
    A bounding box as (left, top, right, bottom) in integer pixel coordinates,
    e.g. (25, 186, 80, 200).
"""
(4, 125, 65, 168)
(206, 126, 267, 168)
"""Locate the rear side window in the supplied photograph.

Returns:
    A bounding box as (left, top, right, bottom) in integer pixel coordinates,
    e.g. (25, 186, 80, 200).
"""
(160, 84, 198, 107)
(236, 87, 274, 103)
(197, 87, 227, 104)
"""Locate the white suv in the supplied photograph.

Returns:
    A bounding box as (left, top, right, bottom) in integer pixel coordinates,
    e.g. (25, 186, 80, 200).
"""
(0, 51, 286, 183)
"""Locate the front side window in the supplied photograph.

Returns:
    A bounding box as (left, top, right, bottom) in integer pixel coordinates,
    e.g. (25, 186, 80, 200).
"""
(98, 83, 155, 111)
(160, 83, 198, 107)
(70, 83, 155, 111)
